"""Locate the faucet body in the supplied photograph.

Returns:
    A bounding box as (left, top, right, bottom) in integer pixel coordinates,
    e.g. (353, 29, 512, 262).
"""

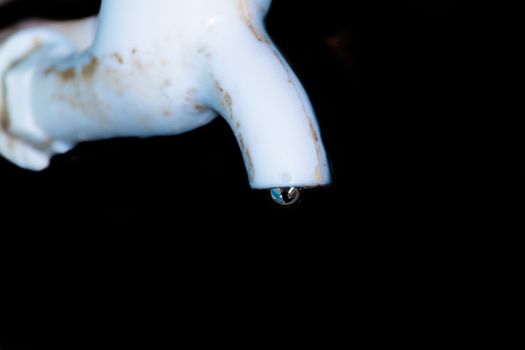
(0, 0, 330, 190)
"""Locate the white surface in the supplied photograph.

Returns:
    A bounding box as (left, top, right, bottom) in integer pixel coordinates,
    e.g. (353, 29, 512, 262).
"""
(0, 0, 331, 188)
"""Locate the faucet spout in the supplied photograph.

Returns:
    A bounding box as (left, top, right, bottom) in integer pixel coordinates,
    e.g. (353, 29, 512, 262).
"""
(205, 0, 330, 189)
(209, 28, 331, 188)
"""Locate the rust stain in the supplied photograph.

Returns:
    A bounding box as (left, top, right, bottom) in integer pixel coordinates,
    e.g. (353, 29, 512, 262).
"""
(238, 0, 269, 43)
(314, 166, 322, 182)
(194, 104, 206, 112)
(46, 57, 98, 83)
(238, 134, 255, 181)
(1, 90, 10, 131)
(197, 47, 211, 58)
(245, 148, 255, 181)
(81, 57, 99, 80)
(239, 135, 245, 150)
(308, 118, 319, 143)
(112, 53, 124, 64)
(185, 88, 197, 102)
(271, 45, 325, 182)
(215, 81, 233, 116)
(223, 91, 232, 109)
(308, 116, 324, 181)
(44, 66, 76, 81)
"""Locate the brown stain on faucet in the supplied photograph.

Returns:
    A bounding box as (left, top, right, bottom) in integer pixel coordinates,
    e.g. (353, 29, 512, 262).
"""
(223, 91, 233, 111)
(45, 55, 113, 126)
(0, 88, 10, 131)
(112, 53, 124, 64)
(271, 48, 325, 182)
(215, 81, 233, 116)
(245, 148, 255, 181)
(314, 165, 322, 183)
(307, 114, 324, 182)
(81, 57, 99, 80)
(44, 57, 98, 83)
(237, 128, 255, 181)
(197, 47, 212, 59)
(214, 81, 255, 181)
(45, 66, 76, 82)
(194, 104, 206, 112)
(308, 118, 320, 143)
(237, 0, 269, 44)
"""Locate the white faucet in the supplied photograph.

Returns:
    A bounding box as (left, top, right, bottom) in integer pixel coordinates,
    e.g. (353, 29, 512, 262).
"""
(0, 0, 331, 204)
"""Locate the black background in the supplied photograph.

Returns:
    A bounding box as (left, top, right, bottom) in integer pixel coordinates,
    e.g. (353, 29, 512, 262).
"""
(0, 1, 520, 349)
(0, 0, 521, 227)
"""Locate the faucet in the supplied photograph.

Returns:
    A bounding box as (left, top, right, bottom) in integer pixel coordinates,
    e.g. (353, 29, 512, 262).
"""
(0, 0, 331, 205)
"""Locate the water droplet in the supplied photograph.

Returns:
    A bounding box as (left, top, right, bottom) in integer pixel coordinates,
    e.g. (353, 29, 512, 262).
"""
(270, 187, 301, 206)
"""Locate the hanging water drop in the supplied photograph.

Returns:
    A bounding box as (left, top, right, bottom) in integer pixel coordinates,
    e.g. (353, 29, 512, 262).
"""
(270, 187, 301, 206)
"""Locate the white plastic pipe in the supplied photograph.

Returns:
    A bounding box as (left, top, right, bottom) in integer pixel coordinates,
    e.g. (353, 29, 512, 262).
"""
(0, 0, 331, 191)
